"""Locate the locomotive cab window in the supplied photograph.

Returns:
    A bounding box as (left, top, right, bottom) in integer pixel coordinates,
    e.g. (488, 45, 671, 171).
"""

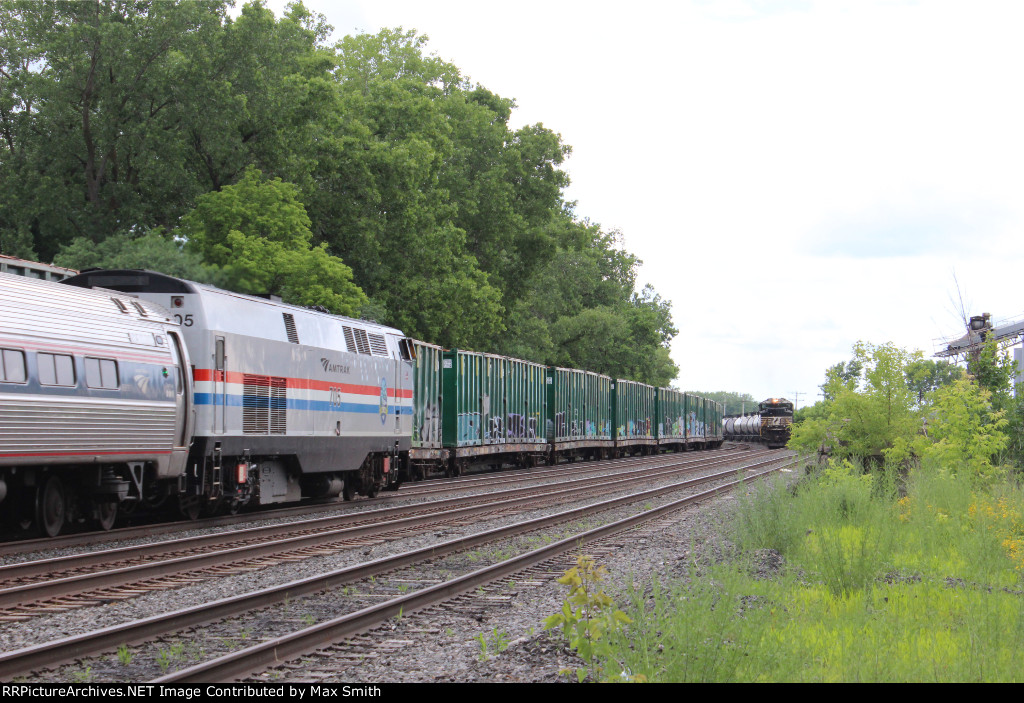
(398, 338, 415, 361)
(37, 352, 76, 386)
(85, 357, 119, 390)
(0, 348, 26, 383)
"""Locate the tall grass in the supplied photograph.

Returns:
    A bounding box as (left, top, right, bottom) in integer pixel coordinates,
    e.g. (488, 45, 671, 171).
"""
(600, 461, 1024, 681)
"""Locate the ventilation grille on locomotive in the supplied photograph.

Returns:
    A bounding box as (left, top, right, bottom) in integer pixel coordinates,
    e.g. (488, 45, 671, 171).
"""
(368, 333, 388, 356)
(242, 374, 287, 434)
(282, 313, 299, 344)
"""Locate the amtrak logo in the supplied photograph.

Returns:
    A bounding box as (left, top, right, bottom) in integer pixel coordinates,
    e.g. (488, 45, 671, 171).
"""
(320, 358, 350, 375)
(379, 378, 389, 425)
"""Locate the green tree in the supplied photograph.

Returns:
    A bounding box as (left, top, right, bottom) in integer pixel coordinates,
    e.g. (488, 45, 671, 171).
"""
(968, 338, 1024, 467)
(970, 339, 1016, 407)
(180, 167, 366, 315)
(54, 230, 223, 284)
(913, 377, 1008, 478)
(694, 391, 761, 416)
(791, 342, 922, 462)
(0, 1, 337, 260)
(820, 359, 863, 402)
(500, 218, 678, 385)
(309, 27, 508, 346)
(0, 5, 675, 375)
(0, 0, 230, 257)
(904, 358, 964, 405)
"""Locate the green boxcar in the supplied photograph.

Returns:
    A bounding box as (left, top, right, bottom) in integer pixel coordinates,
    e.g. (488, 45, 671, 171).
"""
(442, 349, 547, 458)
(547, 367, 613, 457)
(684, 393, 703, 445)
(443, 349, 481, 447)
(505, 355, 547, 445)
(657, 387, 687, 446)
(613, 379, 657, 449)
(410, 339, 444, 454)
(705, 398, 723, 444)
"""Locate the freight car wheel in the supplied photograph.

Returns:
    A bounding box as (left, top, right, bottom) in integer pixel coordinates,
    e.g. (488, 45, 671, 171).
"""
(94, 501, 117, 531)
(36, 475, 67, 538)
(343, 482, 355, 502)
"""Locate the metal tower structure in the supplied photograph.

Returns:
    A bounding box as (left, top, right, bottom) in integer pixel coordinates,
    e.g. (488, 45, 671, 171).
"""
(934, 312, 1024, 385)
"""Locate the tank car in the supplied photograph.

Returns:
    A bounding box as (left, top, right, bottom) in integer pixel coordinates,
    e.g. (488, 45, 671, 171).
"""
(63, 269, 414, 513)
(0, 271, 192, 536)
(723, 397, 793, 449)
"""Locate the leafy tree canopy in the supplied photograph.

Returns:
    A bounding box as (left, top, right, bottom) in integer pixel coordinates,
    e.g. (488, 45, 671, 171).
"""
(181, 167, 366, 315)
(793, 339, 1019, 474)
(692, 391, 761, 416)
(53, 230, 224, 285)
(0, 2, 678, 388)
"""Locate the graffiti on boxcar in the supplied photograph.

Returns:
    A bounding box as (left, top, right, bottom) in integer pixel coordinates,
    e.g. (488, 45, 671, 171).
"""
(504, 413, 539, 439)
(486, 415, 504, 441)
(415, 400, 439, 444)
(555, 411, 582, 438)
(507, 412, 525, 438)
(686, 411, 706, 438)
(458, 411, 480, 443)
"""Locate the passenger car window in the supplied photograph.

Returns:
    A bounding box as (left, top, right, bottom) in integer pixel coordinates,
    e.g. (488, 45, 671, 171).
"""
(85, 357, 119, 389)
(38, 352, 76, 386)
(0, 348, 26, 383)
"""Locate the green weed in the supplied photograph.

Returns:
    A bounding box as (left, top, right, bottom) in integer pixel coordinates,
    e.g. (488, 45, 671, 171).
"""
(116, 644, 132, 666)
(70, 666, 94, 683)
(543, 554, 637, 682)
(594, 462, 1024, 681)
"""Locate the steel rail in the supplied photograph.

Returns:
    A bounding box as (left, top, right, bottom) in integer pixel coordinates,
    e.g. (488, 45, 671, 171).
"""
(0, 449, 769, 587)
(0, 449, 769, 609)
(155, 457, 796, 683)
(0, 449, 737, 556)
(0, 452, 795, 679)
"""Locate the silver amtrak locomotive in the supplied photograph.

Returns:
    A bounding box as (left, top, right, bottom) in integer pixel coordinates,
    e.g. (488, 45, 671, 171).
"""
(0, 271, 192, 536)
(64, 270, 414, 516)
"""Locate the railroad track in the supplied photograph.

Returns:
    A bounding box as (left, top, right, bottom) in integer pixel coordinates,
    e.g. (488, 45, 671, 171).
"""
(0, 450, 796, 681)
(0, 449, 775, 619)
(0, 448, 743, 556)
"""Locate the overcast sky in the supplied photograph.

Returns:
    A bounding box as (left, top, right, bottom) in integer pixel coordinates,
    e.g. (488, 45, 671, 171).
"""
(264, 0, 1024, 407)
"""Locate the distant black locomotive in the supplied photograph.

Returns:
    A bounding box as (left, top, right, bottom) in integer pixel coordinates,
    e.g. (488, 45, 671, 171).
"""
(723, 397, 793, 449)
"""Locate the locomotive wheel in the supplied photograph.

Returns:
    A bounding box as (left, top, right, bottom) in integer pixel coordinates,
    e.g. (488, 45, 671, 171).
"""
(95, 501, 117, 531)
(365, 484, 379, 499)
(37, 475, 67, 538)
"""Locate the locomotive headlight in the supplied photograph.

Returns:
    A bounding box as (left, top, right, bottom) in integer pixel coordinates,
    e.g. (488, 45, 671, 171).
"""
(171, 296, 184, 308)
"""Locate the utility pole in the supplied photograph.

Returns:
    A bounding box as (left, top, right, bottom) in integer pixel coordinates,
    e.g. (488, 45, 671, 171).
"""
(790, 391, 804, 412)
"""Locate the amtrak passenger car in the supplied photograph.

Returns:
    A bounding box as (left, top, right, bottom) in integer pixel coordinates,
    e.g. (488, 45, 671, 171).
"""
(0, 271, 192, 536)
(64, 270, 414, 512)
